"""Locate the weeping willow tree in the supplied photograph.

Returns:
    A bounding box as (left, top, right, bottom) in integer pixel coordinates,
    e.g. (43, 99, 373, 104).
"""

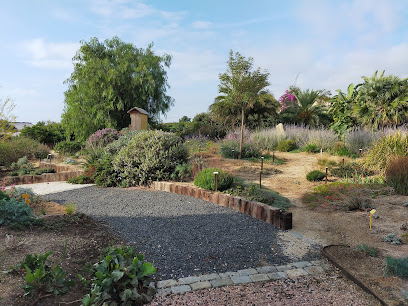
(62, 37, 174, 141)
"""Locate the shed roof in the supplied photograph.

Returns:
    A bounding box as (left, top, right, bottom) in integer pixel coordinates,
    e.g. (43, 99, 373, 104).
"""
(127, 107, 149, 115)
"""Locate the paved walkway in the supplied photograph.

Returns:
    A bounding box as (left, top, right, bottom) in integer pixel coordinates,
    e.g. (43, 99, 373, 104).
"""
(8, 182, 94, 195)
(155, 259, 333, 296)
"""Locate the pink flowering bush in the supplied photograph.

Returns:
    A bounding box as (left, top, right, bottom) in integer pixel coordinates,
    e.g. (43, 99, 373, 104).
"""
(278, 90, 296, 111)
(86, 128, 120, 149)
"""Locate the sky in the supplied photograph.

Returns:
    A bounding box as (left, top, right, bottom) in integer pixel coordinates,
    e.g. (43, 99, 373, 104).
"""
(1, 0, 408, 124)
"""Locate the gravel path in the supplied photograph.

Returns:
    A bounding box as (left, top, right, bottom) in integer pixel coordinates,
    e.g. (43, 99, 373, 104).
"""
(45, 187, 321, 279)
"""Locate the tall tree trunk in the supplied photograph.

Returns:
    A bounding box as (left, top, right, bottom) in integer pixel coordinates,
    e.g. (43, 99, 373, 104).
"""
(239, 106, 245, 159)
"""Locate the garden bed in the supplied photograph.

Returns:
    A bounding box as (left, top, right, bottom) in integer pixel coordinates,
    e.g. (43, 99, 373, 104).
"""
(2, 162, 84, 186)
(0, 202, 124, 305)
(323, 245, 407, 304)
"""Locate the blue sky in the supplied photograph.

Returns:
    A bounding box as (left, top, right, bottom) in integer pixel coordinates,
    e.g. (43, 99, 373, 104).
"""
(1, 0, 408, 124)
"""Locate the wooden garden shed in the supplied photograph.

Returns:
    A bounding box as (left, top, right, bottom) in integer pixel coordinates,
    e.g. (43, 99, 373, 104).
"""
(127, 107, 148, 130)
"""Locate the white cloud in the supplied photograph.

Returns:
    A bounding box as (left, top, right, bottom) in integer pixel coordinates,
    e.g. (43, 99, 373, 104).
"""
(20, 39, 79, 69)
(192, 21, 213, 29)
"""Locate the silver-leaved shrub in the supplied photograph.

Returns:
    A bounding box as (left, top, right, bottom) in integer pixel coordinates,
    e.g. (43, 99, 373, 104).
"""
(113, 130, 188, 187)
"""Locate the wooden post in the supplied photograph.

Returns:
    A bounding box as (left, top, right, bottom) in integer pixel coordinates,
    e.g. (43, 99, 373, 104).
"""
(272, 151, 275, 163)
(325, 167, 328, 184)
(259, 171, 262, 189)
(261, 156, 264, 170)
(213, 172, 218, 192)
(359, 149, 362, 157)
(342, 158, 345, 166)
(232, 149, 235, 159)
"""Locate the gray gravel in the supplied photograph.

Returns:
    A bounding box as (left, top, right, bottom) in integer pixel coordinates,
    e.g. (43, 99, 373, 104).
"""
(45, 187, 320, 279)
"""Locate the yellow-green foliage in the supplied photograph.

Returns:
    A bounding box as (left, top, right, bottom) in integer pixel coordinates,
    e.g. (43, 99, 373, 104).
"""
(363, 132, 408, 173)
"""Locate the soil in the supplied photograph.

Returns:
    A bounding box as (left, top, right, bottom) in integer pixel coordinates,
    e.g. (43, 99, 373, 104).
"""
(204, 151, 408, 304)
(0, 204, 124, 306)
(1, 151, 407, 305)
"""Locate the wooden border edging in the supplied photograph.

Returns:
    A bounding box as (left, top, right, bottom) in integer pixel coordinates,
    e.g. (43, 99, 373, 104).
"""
(2, 171, 84, 186)
(152, 181, 292, 230)
(322, 245, 387, 306)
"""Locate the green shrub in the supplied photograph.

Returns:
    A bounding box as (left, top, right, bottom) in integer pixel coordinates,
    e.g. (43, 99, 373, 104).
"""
(0, 190, 9, 201)
(304, 143, 319, 153)
(113, 130, 188, 187)
(194, 168, 233, 191)
(92, 154, 118, 187)
(385, 256, 408, 279)
(9, 187, 37, 202)
(383, 233, 403, 245)
(33, 143, 50, 159)
(170, 163, 192, 182)
(306, 170, 326, 181)
(277, 139, 297, 152)
(225, 183, 292, 210)
(0, 198, 36, 226)
(54, 141, 83, 155)
(80, 246, 156, 306)
(0, 137, 45, 167)
(356, 244, 377, 257)
(67, 174, 93, 184)
(385, 156, 408, 195)
(330, 162, 373, 178)
(219, 140, 261, 159)
(364, 132, 408, 173)
(105, 130, 141, 155)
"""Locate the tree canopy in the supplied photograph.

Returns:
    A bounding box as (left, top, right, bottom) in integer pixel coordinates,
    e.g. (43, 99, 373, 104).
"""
(213, 50, 270, 158)
(354, 70, 408, 129)
(62, 37, 173, 141)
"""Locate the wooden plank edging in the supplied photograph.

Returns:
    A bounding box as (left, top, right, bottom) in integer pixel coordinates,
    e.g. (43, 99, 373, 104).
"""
(152, 181, 292, 230)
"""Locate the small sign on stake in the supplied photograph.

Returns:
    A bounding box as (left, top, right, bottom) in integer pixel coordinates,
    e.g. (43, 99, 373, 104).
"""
(369, 209, 377, 230)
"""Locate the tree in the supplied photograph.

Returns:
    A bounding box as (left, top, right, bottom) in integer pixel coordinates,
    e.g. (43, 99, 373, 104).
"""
(354, 70, 408, 129)
(247, 93, 280, 129)
(280, 88, 330, 127)
(214, 50, 270, 159)
(329, 84, 358, 134)
(62, 36, 173, 141)
(0, 96, 16, 142)
(20, 121, 65, 144)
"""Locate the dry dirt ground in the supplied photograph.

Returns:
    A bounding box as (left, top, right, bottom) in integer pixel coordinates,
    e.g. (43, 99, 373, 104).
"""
(205, 151, 408, 304)
(0, 205, 124, 306)
(1, 152, 407, 305)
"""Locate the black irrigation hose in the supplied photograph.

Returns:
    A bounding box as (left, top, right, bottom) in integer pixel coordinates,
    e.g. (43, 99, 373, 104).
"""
(322, 245, 387, 306)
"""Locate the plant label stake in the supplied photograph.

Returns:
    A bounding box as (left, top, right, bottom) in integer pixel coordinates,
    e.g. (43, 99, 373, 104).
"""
(342, 158, 344, 166)
(369, 209, 376, 230)
(261, 156, 264, 170)
(259, 171, 262, 189)
(320, 148, 323, 158)
(359, 148, 362, 157)
(325, 167, 328, 184)
(213, 171, 218, 192)
(272, 151, 275, 163)
(232, 149, 235, 159)
(48, 153, 52, 166)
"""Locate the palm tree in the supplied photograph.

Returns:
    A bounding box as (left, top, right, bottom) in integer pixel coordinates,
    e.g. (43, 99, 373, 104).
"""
(354, 70, 408, 129)
(214, 50, 270, 159)
(247, 93, 280, 128)
(281, 89, 329, 127)
(329, 84, 358, 134)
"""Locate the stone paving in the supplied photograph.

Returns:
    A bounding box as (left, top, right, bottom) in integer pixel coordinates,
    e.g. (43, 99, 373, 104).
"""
(155, 259, 333, 297)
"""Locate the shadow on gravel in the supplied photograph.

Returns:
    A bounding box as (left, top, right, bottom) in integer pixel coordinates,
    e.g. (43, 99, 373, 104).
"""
(45, 187, 321, 279)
